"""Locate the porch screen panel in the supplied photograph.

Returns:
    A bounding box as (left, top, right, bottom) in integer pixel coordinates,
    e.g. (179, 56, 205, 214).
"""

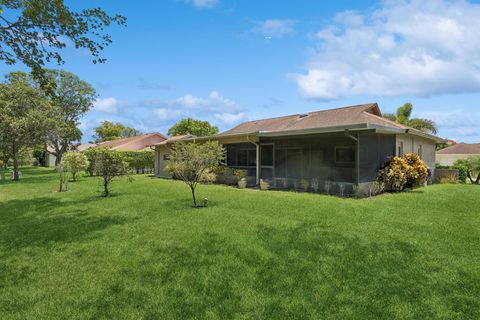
(359, 133, 396, 183)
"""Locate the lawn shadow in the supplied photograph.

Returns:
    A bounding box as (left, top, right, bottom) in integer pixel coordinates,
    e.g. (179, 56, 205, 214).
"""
(0, 197, 130, 252)
(102, 222, 479, 319)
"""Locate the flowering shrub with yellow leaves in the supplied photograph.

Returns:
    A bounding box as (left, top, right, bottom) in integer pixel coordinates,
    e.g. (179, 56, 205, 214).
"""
(378, 153, 429, 191)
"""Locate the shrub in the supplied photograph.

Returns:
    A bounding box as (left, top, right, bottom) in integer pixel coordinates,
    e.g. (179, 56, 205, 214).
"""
(378, 156, 409, 191)
(439, 175, 459, 184)
(403, 153, 429, 187)
(118, 150, 154, 174)
(260, 179, 270, 190)
(84, 148, 100, 176)
(62, 152, 88, 181)
(454, 165, 468, 184)
(93, 148, 130, 196)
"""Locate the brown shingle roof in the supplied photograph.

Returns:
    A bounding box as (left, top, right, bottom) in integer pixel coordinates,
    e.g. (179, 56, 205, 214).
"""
(152, 135, 195, 146)
(218, 103, 409, 136)
(437, 143, 480, 155)
(96, 133, 167, 151)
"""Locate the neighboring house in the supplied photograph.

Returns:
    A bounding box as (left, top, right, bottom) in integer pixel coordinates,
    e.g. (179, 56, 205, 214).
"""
(95, 133, 167, 151)
(436, 143, 480, 166)
(45, 143, 96, 167)
(153, 103, 443, 192)
(46, 134, 166, 167)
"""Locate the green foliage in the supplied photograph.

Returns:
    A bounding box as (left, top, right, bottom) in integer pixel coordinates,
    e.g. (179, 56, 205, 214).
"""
(32, 149, 47, 167)
(117, 150, 155, 174)
(0, 1, 126, 83)
(168, 118, 219, 137)
(454, 157, 480, 184)
(439, 175, 459, 184)
(0, 71, 52, 180)
(378, 153, 429, 191)
(233, 168, 247, 180)
(93, 148, 130, 196)
(455, 165, 468, 184)
(384, 103, 438, 134)
(93, 121, 142, 142)
(42, 69, 96, 165)
(62, 152, 88, 181)
(166, 141, 225, 206)
(84, 148, 100, 177)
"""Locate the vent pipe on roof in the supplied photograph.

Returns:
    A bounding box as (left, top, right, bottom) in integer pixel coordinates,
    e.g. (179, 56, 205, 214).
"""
(299, 114, 308, 118)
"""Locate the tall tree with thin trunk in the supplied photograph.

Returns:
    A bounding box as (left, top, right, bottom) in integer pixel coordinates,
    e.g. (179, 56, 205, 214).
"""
(93, 148, 130, 196)
(383, 103, 438, 134)
(0, 72, 52, 180)
(166, 141, 224, 207)
(41, 69, 96, 166)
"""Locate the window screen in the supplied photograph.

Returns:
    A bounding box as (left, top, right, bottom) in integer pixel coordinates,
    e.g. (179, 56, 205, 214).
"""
(335, 147, 355, 163)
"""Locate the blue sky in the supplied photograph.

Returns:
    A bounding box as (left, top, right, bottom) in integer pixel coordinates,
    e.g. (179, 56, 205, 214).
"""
(1, 0, 480, 142)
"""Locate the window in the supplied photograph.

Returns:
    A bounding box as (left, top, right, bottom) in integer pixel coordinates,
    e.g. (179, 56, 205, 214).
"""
(335, 146, 355, 164)
(418, 144, 423, 159)
(398, 141, 404, 157)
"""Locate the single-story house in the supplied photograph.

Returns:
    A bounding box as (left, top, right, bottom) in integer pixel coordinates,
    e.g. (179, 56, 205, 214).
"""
(153, 103, 443, 193)
(436, 143, 480, 166)
(46, 133, 167, 166)
(95, 133, 167, 151)
(45, 143, 95, 167)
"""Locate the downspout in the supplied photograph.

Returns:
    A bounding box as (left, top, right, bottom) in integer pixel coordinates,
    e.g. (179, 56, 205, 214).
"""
(246, 135, 260, 185)
(345, 130, 360, 185)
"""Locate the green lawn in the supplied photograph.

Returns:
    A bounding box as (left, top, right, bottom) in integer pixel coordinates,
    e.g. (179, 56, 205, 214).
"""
(0, 168, 479, 319)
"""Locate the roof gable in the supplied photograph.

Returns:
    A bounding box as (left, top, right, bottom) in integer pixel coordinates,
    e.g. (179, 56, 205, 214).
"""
(437, 143, 480, 155)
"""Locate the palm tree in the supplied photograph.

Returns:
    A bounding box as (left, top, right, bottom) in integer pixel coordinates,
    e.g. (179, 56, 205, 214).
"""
(383, 103, 438, 134)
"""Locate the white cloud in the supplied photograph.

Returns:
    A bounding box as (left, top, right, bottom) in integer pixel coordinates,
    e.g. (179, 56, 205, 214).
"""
(174, 90, 240, 112)
(291, 0, 480, 100)
(153, 108, 184, 121)
(255, 19, 295, 38)
(185, 0, 218, 9)
(214, 112, 248, 125)
(94, 97, 119, 114)
(413, 109, 480, 142)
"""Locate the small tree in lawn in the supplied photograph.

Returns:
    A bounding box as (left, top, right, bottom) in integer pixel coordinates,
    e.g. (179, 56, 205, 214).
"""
(62, 152, 88, 181)
(93, 148, 130, 196)
(166, 141, 225, 207)
(455, 157, 480, 184)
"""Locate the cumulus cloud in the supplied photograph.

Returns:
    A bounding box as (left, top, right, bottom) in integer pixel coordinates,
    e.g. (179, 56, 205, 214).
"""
(174, 90, 240, 112)
(255, 19, 295, 38)
(94, 97, 119, 114)
(184, 0, 218, 9)
(291, 0, 480, 100)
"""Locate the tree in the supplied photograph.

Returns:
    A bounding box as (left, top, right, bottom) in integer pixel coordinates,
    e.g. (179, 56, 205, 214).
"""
(383, 103, 438, 134)
(0, 72, 52, 180)
(168, 118, 219, 137)
(93, 121, 142, 142)
(166, 141, 224, 207)
(41, 70, 96, 166)
(93, 148, 130, 196)
(62, 152, 88, 181)
(454, 157, 480, 184)
(0, 1, 126, 83)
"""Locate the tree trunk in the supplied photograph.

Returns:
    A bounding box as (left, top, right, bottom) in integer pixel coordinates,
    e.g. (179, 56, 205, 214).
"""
(55, 152, 62, 167)
(103, 176, 109, 196)
(12, 144, 19, 181)
(72, 172, 76, 182)
(190, 185, 197, 207)
(475, 172, 480, 185)
(467, 171, 475, 184)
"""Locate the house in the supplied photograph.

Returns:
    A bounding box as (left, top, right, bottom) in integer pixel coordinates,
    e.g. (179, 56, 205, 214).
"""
(46, 134, 167, 167)
(45, 143, 95, 167)
(95, 133, 167, 151)
(153, 103, 443, 193)
(436, 143, 480, 166)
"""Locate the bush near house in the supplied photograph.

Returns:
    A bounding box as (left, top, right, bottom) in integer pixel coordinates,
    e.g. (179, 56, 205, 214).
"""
(117, 150, 155, 174)
(61, 152, 89, 181)
(378, 153, 428, 191)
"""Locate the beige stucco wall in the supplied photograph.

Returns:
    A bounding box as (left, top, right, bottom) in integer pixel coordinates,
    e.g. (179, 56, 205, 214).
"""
(436, 154, 480, 166)
(396, 134, 436, 169)
(154, 146, 172, 178)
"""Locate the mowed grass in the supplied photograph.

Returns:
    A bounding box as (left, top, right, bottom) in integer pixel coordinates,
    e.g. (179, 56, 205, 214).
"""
(0, 168, 479, 319)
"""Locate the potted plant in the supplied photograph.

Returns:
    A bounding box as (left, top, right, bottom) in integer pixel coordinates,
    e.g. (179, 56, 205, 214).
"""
(233, 169, 247, 189)
(260, 179, 270, 190)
